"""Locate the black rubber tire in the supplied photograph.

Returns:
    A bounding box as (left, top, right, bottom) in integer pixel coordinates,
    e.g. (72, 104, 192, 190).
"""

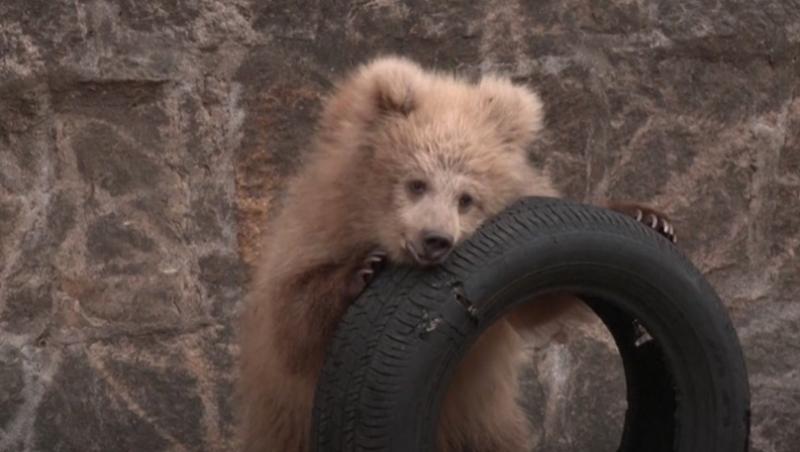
(311, 197, 750, 452)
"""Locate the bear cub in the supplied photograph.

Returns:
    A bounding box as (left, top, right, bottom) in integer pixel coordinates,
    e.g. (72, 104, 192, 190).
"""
(238, 56, 675, 452)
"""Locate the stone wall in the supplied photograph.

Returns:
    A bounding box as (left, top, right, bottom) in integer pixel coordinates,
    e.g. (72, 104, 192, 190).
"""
(1, 1, 798, 451)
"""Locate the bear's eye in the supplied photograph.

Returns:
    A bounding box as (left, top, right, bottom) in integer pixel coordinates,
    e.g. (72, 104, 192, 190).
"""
(458, 193, 474, 211)
(406, 179, 427, 196)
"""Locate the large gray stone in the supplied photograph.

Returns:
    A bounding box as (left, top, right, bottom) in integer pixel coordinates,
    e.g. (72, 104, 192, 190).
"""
(0, 0, 797, 451)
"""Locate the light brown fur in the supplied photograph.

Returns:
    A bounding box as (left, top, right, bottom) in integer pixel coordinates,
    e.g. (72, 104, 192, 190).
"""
(238, 57, 599, 452)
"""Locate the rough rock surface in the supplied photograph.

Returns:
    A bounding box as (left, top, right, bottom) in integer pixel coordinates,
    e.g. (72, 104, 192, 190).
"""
(0, 1, 797, 451)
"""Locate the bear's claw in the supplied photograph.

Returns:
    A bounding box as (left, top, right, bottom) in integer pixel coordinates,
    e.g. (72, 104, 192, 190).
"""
(609, 203, 677, 243)
(347, 249, 388, 298)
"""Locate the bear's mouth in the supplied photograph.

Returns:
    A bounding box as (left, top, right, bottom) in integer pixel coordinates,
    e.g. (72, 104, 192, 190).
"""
(404, 241, 448, 267)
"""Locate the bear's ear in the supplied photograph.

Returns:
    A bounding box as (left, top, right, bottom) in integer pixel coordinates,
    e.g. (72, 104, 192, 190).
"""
(319, 56, 424, 136)
(367, 57, 420, 116)
(478, 76, 544, 150)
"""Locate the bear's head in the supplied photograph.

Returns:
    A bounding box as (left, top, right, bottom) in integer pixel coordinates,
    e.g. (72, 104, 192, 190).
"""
(319, 57, 557, 266)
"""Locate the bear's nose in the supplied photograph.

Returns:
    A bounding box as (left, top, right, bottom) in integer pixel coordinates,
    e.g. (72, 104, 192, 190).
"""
(421, 231, 454, 262)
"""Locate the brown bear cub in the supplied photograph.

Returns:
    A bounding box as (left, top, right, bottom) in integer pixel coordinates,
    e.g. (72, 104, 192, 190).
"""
(238, 56, 675, 452)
